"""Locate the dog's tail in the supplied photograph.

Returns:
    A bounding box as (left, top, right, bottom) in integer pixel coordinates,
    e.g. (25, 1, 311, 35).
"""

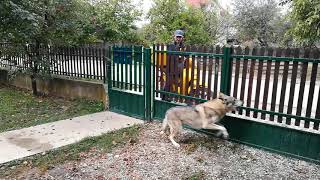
(160, 115, 168, 135)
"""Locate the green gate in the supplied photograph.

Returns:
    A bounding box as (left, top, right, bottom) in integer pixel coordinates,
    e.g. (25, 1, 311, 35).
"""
(107, 46, 151, 120)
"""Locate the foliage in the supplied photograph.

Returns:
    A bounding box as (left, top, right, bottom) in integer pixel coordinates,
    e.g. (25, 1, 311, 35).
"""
(93, 0, 142, 43)
(0, 0, 93, 45)
(143, 0, 217, 45)
(288, 0, 320, 46)
(0, 0, 142, 95)
(232, 0, 281, 46)
(215, 9, 235, 44)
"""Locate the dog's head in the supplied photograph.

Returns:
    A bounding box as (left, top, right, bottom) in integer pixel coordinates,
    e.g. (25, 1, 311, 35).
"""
(218, 92, 243, 111)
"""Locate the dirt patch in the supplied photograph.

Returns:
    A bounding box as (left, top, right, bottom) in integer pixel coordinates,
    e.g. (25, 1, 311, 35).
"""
(2, 122, 320, 180)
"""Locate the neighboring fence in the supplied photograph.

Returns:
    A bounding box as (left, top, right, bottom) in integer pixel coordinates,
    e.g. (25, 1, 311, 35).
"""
(0, 43, 109, 82)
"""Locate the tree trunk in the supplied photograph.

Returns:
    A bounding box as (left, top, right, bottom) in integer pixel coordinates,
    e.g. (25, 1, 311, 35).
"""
(31, 41, 40, 96)
(30, 74, 37, 96)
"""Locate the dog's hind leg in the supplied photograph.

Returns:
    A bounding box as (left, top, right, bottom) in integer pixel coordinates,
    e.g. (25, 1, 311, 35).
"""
(160, 116, 169, 135)
(203, 124, 229, 139)
(169, 129, 180, 148)
(168, 121, 182, 148)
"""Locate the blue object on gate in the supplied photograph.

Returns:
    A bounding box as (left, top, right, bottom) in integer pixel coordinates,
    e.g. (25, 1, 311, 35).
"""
(113, 46, 132, 65)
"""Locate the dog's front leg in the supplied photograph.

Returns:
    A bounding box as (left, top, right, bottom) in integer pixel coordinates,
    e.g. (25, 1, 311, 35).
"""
(203, 124, 229, 139)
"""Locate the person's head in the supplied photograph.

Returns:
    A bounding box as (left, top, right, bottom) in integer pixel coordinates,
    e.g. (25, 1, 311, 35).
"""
(173, 29, 184, 44)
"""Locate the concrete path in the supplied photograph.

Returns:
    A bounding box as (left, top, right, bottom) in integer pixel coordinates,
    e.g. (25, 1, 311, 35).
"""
(0, 111, 144, 164)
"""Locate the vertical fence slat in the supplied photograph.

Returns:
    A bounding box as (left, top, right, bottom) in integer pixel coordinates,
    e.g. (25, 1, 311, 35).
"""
(72, 47, 76, 76)
(295, 50, 309, 126)
(102, 47, 106, 83)
(270, 48, 282, 121)
(278, 48, 291, 123)
(138, 47, 142, 92)
(195, 46, 201, 99)
(70, 46, 74, 76)
(159, 44, 165, 94)
(169, 48, 176, 97)
(286, 49, 299, 125)
(57, 47, 63, 75)
(164, 46, 172, 100)
(92, 46, 96, 80)
(261, 48, 273, 120)
(201, 46, 207, 99)
(102, 47, 106, 81)
(85, 46, 89, 79)
(305, 51, 318, 128)
(91, 46, 94, 79)
(112, 46, 116, 87)
(213, 46, 220, 99)
(120, 47, 124, 89)
(76, 47, 80, 77)
(246, 47, 257, 116)
(129, 46, 133, 90)
(178, 47, 185, 102)
(184, 45, 191, 103)
(55, 47, 59, 75)
(253, 48, 265, 118)
(73, 47, 77, 76)
(78, 47, 82, 77)
(173, 48, 179, 96)
(133, 46, 138, 91)
(68, 47, 71, 76)
(61, 47, 65, 75)
(233, 47, 241, 99)
(96, 46, 102, 80)
(190, 45, 197, 103)
(73, 47, 76, 76)
(314, 50, 320, 130)
(239, 47, 250, 115)
(124, 47, 128, 89)
(117, 46, 120, 88)
(207, 46, 214, 100)
(83, 47, 86, 78)
(96, 47, 100, 79)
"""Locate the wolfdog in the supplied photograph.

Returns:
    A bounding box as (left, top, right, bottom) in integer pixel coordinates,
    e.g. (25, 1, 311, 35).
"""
(160, 92, 243, 148)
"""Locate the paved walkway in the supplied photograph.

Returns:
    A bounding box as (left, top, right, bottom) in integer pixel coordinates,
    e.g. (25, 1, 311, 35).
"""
(0, 111, 144, 164)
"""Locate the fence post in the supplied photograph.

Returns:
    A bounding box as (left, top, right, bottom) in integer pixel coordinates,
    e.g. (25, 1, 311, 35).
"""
(220, 47, 232, 95)
(107, 46, 112, 92)
(144, 48, 152, 121)
(103, 47, 107, 84)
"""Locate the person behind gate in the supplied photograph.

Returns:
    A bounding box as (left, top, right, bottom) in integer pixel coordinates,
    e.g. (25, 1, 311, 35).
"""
(161, 29, 186, 101)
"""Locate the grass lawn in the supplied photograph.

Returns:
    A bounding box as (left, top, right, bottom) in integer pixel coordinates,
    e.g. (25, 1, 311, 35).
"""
(0, 85, 105, 133)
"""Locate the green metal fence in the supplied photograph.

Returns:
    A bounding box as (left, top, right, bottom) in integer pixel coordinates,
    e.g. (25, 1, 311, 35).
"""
(108, 45, 320, 164)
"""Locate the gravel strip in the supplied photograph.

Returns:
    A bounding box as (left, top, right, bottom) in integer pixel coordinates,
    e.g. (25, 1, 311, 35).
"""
(14, 121, 320, 180)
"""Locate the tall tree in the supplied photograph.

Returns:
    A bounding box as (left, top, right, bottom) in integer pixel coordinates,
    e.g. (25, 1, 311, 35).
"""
(0, 0, 93, 95)
(232, 0, 280, 46)
(0, 0, 143, 95)
(143, 0, 217, 45)
(287, 0, 320, 47)
(93, 0, 142, 43)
